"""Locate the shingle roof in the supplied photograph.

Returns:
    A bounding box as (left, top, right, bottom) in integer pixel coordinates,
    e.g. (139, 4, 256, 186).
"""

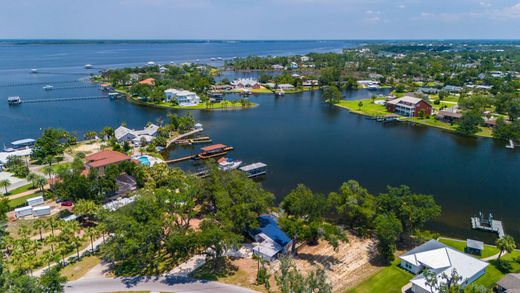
(497, 274, 520, 290)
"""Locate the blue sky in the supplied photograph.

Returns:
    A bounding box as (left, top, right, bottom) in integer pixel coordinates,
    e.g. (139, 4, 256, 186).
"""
(1, 0, 519, 39)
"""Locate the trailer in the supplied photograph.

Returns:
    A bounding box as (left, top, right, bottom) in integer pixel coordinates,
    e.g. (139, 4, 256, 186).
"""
(27, 195, 44, 206)
(15, 206, 33, 218)
(32, 206, 51, 217)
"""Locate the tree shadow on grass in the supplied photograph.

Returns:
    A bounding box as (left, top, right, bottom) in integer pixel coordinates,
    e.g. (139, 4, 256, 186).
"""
(190, 257, 238, 281)
(294, 253, 342, 270)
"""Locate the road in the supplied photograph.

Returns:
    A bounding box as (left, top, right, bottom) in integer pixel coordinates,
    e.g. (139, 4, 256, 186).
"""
(65, 276, 258, 293)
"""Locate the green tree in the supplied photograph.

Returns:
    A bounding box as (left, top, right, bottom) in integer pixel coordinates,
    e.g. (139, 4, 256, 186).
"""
(358, 101, 363, 110)
(83, 131, 98, 141)
(31, 128, 68, 164)
(374, 213, 402, 263)
(456, 110, 483, 136)
(496, 235, 516, 260)
(39, 267, 67, 293)
(33, 219, 49, 242)
(322, 86, 342, 104)
(0, 179, 11, 195)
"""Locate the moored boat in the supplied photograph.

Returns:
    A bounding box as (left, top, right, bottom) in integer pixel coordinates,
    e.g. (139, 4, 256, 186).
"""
(218, 157, 243, 171)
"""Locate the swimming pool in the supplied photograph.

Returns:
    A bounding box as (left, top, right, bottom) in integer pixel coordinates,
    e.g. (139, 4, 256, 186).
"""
(137, 156, 151, 166)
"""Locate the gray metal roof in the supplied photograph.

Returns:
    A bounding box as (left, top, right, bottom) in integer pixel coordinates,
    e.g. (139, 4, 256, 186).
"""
(497, 274, 520, 289)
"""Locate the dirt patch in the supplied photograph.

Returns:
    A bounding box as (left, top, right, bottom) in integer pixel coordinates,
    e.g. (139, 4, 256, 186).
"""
(292, 235, 380, 293)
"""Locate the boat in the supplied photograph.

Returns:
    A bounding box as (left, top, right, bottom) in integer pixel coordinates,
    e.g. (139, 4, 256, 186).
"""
(506, 139, 515, 149)
(7, 96, 22, 105)
(274, 89, 285, 96)
(211, 58, 216, 61)
(239, 89, 252, 96)
(218, 157, 243, 171)
(146, 61, 156, 66)
(43, 85, 54, 91)
(108, 92, 120, 99)
(239, 162, 267, 178)
(84, 64, 93, 69)
(217, 57, 223, 61)
(31, 69, 38, 74)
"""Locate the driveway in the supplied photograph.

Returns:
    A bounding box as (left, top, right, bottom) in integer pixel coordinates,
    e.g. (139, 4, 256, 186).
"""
(65, 276, 258, 293)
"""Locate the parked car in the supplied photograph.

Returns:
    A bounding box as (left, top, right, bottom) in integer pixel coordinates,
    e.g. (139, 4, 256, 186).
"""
(61, 201, 74, 207)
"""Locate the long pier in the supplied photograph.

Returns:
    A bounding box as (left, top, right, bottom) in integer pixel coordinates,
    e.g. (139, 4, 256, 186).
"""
(44, 84, 100, 90)
(21, 95, 109, 104)
(165, 146, 234, 164)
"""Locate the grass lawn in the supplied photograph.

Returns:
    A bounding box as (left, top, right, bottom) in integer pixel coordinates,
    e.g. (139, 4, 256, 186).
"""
(129, 97, 257, 110)
(335, 99, 390, 117)
(438, 237, 500, 259)
(6, 183, 37, 196)
(475, 250, 520, 288)
(61, 256, 101, 281)
(8, 192, 43, 209)
(345, 259, 413, 293)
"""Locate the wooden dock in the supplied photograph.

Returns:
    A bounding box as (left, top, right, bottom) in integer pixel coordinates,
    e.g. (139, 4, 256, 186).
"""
(471, 217, 504, 238)
(165, 146, 234, 164)
(165, 128, 204, 148)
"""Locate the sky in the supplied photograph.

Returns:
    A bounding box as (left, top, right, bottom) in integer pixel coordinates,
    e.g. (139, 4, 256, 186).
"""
(0, 0, 519, 39)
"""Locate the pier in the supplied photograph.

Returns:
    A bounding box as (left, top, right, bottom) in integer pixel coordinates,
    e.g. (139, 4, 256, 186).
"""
(165, 128, 204, 148)
(12, 95, 109, 104)
(165, 144, 234, 164)
(471, 212, 504, 238)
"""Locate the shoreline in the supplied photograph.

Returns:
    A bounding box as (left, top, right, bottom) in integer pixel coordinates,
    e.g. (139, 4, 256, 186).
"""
(334, 100, 494, 139)
(126, 96, 259, 111)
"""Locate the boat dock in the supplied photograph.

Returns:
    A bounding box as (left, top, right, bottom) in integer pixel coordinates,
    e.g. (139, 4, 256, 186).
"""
(165, 128, 204, 148)
(165, 144, 234, 164)
(471, 212, 504, 238)
(375, 114, 400, 123)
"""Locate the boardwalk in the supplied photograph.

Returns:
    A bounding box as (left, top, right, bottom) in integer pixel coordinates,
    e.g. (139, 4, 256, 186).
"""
(17, 96, 108, 104)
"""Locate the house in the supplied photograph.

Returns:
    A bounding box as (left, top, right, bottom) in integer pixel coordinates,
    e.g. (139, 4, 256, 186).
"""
(249, 215, 293, 262)
(272, 64, 285, 70)
(277, 84, 295, 90)
(164, 89, 201, 106)
(302, 80, 319, 87)
(231, 78, 261, 89)
(400, 240, 488, 293)
(443, 85, 463, 93)
(115, 124, 159, 146)
(418, 87, 439, 94)
(138, 78, 156, 86)
(288, 62, 299, 69)
(300, 56, 310, 62)
(497, 273, 520, 292)
(465, 239, 484, 256)
(386, 96, 432, 117)
(84, 150, 131, 176)
(357, 80, 380, 88)
(436, 110, 462, 122)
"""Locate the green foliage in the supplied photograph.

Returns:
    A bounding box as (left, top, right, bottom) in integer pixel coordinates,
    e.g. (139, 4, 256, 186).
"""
(322, 86, 342, 104)
(31, 128, 69, 164)
(374, 214, 402, 263)
(275, 256, 332, 293)
(496, 235, 517, 260)
(39, 267, 67, 293)
(5, 155, 29, 178)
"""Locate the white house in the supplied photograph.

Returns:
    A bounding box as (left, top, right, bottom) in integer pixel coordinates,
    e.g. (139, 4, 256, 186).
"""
(115, 123, 160, 145)
(400, 240, 488, 293)
(164, 89, 201, 106)
(230, 78, 261, 89)
(249, 215, 293, 262)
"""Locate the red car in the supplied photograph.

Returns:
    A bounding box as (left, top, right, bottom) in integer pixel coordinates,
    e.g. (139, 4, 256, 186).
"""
(61, 201, 74, 207)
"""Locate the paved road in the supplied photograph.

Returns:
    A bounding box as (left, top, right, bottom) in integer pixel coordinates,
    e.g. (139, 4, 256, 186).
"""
(65, 276, 258, 293)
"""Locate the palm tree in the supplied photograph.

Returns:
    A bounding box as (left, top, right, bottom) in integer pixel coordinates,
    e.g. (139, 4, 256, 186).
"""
(35, 176, 47, 192)
(0, 179, 11, 195)
(41, 165, 54, 181)
(496, 235, 517, 260)
(62, 221, 82, 259)
(45, 234, 58, 253)
(85, 227, 99, 252)
(41, 249, 57, 269)
(33, 219, 49, 241)
(26, 172, 39, 188)
(47, 217, 60, 237)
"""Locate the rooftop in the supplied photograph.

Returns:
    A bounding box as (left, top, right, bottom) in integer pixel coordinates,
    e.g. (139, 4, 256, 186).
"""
(85, 150, 130, 168)
(201, 144, 227, 152)
(251, 215, 292, 248)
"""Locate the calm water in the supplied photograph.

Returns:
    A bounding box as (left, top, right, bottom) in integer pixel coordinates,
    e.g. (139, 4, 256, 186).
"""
(0, 41, 518, 243)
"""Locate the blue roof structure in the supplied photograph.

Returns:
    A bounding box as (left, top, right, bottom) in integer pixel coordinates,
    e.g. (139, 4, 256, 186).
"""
(252, 215, 292, 247)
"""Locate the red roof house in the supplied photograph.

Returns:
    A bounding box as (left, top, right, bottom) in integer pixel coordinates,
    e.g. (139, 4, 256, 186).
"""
(138, 78, 156, 86)
(84, 150, 131, 175)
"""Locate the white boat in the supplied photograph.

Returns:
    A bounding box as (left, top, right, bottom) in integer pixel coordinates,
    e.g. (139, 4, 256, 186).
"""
(7, 96, 22, 105)
(43, 85, 54, 91)
(218, 157, 243, 171)
(84, 64, 93, 69)
(217, 57, 223, 61)
(211, 58, 216, 61)
(275, 89, 285, 96)
(146, 61, 156, 66)
(506, 139, 515, 149)
(31, 69, 38, 74)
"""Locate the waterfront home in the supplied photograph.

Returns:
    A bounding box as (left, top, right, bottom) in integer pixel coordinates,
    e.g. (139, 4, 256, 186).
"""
(386, 96, 432, 117)
(497, 273, 520, 292)
(138, 78, 156, 86)
(249, 215, 293, 262)
(400, 239, 488, 293)
(211, 84, 233, 91)
(417, 87, 439, 94)
(300, 56, 310, 62)
(115, 123, 159, 145)
(288, 62, 299, 69)
(84, 150, 131, 176)
(231, 78, 261, 89)
(357, 80, 380, 88)
(164, 89, 201, 106)
(302, 80, 319, 87)
(272, 64, 285, 70)
(277, 84, 295, 90)
(436, 109, 462, 123)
